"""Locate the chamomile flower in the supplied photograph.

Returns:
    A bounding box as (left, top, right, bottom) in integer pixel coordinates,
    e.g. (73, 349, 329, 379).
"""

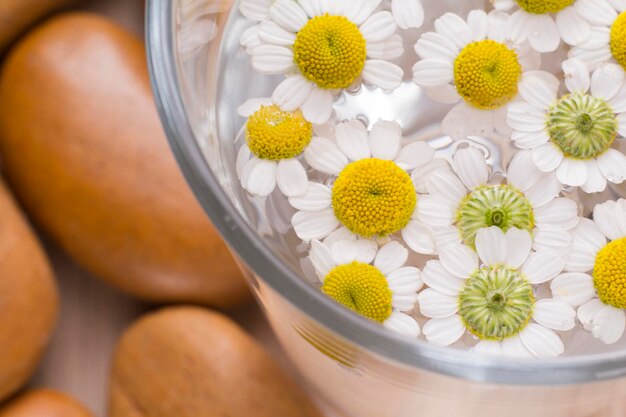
(309, 239, 422, 337)
(491, 0, 591, 52)
(289, 119, 444, 254)
(569, 0, 626, 70)
(412, 10, 540, 139)
(418, 147, 579, 255)
(236, 98, 314, 197)
(507, 59, 626, 192)
(552, 199, 626, 344)
(391, 0, 424, 30)
(419, 227, 575, 357)
(239, 0, 404, 124)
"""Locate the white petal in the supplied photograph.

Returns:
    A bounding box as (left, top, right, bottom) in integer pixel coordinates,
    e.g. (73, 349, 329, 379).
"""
(441, 102, 494, 140)
(418, 289, 459, 318)
(422, 316, 466, 346)
(487, 10, 510, 43)
(591, 63, 625, 100)
(424, 85, 461, 104)
(401, 220, 437, 255)
(273, 75, 313, 111)
(532, 143, 563, 172)
(534, 198, 579, 230)
(384, 312, 421, 338)
(269, 0, 308, 32)
(501, 335, 534, 358)
(556, 7, 591, 46)
(414, 32, 458, 61)
(244, 159, 277, 196)
(473, 340, 503, 356)
(507, 150, 542, 192)
(527, 14, 560, 53)
(342, 0, 382, 25)
(302, 88, 334, 124)
(412, 59, 454, 88)
(362, 60, 403, 91)
(331, 239, 377, 265)
(507, 10, 532, 45)
(505, 228, 532, 269)
(359, 11, 397, 43)
(607, 0, 626, 12)
(292, 208, 339, 240)
(369, 120, 402, 160)
(593, 200, 624, 240)
(551, 273, 595, 306)
(519, 71, 559, 110)
(591, 305, 626, 344)
(236, 145, 252, 177)
(568, 44, 612, 71)
(421, 260, 464, 297)
(335, 119, 370, 161)
(433, 226, 462, 249)
(556, 158, 588, 187)
(240, 24, 262, 51)
(519, 324, 564, 358)
(323, 226, 355, 246)
(374, 241, 409, 275)
(237, 97, 270, 117)
(411, 158, 450, 194)
(304, 137, 348, 175)
(251, 45, 294, 74)
(609, 83, 626, 113)
(467, 9, 489, 41)
(295, 0, 321, 17)
(532, 226, 572, 257)
(417, 195, 454, 227)
(563, 58, 591, 94)
(575, 0, 618, 27)
(277, 159, 308, 197)
(597, 149, 626, 184)
(533, 299, 576, 331)
(452, 147, 489, 189)
(618, 113, 626, 137)
(511, 130, 550, 149)
(392, 0, 424, 29)
(578, 299, 605, 330)
(288, 182, 332, 211)
(523, 172, 562, 208)
(439, 243, 478, 278)
(258, 20, 297, 45)
(492, 0, 515, 11)
(240, 0, 272, 20)
(395, 142, 435, 171)
(366, 34, 404, 60)
(435, 13, 472, 49)
(310, 240, 335, 279)
(425, 169, 467, 206)
(475, 226, 507, 267)
(522, 251, 565, 284)
(388, 267, 423, 295)
(507, 101, 547, 132)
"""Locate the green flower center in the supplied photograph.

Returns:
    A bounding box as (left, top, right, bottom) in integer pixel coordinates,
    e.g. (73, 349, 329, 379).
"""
(459, 265, 535, 340)
(322, 261, 393, 323)
(456, 185, 535, 249)
(454, 40, 522, 110)
(332, 158, 417, 238)
(246, 105, 313, 160)
(547, 94, 617, 160)
(593, 237, 626, 309)
(611, 11, 626, 71)
(293, 14, 367, 90)
(516, 0, 574, 14)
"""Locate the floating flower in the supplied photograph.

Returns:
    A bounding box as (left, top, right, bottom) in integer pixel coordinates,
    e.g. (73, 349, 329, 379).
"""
(552, 199, 626, 344)
(418, 147, 579, 255)
(391, 0, 424, 30)
(419, 227, 575, 357)
(236, 98, 314, 197)
(239, 0, 404, 124)
(309, 238, 422, 337)
(412, 10, 540, 139)
(569, 0, 626, 70)
(507, 59, 626, 192)
(491, 0, 591, 52)
(289, 119, 445, 254)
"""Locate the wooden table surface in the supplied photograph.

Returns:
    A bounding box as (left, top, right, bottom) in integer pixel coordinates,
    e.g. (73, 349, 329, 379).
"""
(24, 1, 290, 416)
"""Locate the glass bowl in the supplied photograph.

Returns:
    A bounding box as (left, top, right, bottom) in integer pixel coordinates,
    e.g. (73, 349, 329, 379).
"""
(146, 0, 626, 415)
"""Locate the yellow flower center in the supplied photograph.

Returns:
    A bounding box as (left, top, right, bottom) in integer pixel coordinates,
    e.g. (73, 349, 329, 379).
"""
(246, 105, 313, 160)
(459, 265, 535, 340)
(593, 237, 626, 309)
(547, 94, 617, 160)
(516, 0, 574, 14)
(293, 14, 367, 90)
(332, 158, 416, 238)
(454, 40, 522, 110)
(322, 261, 393, 323)
(610, 11, 626, 71)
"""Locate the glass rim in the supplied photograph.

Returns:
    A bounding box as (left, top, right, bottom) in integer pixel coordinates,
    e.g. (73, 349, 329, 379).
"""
(146, 0, 626, 385)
